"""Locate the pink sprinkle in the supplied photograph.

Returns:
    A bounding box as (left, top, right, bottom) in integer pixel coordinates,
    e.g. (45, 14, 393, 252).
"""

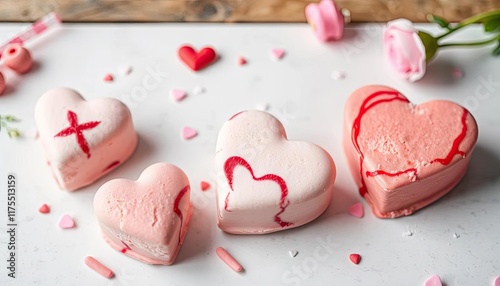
(270, 48, 285, 60)
(200, 181, 211, 191)
(182, 126, 198, 140)
(103, 74, 114, 82)
(349, 253, 361, 265)
(494, 276, 500, 286)
(451, 67, 463, 78)
(171, 89, 187, 102)
(216, 247, 243, 272)
(424, 274, 442, 286)
(238, 57, 247, 66)
(58, 214, 75, 229)
(84, 256, 114, 279)
(38, 204, 50, 214)
(348, 202, 364, 218)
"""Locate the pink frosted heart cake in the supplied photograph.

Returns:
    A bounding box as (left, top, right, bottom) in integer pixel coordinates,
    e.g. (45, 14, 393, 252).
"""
(34, 88, 137, 191)
(94, 163, 192, 265)
(343, 85, 478, 218)
(215, 110, 336, 234)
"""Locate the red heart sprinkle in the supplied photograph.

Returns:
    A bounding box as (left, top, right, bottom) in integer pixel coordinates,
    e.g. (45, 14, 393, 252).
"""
(39, 204, 50, 214)
(178, 45, 217, 71)
(238, 57, 247, 66)
(349, 253, 361, 265)
(103, 74, 114, 82)
(200, 181, 211, 191)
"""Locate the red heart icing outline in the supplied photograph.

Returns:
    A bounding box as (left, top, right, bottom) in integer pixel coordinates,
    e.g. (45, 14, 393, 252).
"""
(224, 156, 293, 228)
(344, 85, 478, 218)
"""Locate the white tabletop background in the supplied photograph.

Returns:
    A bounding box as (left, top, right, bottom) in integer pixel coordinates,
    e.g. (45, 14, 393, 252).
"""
(0, 22, 499, 286)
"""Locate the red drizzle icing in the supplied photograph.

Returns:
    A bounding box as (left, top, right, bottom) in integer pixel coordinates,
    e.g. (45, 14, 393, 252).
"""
(54, 110, 101, 159)
(352, 90, 469, 197)
(223, 156, 293, 228)
(120, 241, 131, 253)
(103, 161, 120, 172)
(173, 185, 190, 244)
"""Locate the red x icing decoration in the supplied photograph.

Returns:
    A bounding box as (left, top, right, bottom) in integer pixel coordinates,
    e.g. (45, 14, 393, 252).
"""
(224, 156, 293, 228)
(54, 110, 100, 159)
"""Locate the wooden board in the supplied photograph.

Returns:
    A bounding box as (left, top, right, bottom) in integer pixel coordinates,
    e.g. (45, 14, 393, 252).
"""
(0, 0, 499, 23)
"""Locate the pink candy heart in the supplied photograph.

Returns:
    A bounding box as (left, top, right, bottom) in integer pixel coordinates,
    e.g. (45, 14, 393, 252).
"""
(348, 202, 364, 218)
(424, 275, 442, 286)
(270, 49, 285, 60)
(58, 214, 75, 229)
(182, 126, 198, 140)
(171, 89, 187, 102)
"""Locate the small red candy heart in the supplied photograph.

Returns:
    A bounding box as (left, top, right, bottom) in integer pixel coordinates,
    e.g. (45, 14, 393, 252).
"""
(349, 253, 361, 265)
(178, 45, 217, 71)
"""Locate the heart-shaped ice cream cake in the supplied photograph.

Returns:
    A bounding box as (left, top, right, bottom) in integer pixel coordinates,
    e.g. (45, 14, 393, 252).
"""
(94, 163, 192, 265)
(215, 110, 336, 234)
(343, 85, 478, 218)
(35, 88, 137, 191)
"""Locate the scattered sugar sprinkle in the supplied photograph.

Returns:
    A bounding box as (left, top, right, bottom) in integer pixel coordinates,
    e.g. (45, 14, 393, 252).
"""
(216, 247, 243, 272)
(84, 256, 114, 279)
(270, 48, 285, 60)
(424, 274, 442, 286)
(182, 126, 198, 140)
(331, 70, 346, 80)
(349, 253, 361, 265)
(348, 202, 364, 218)
(453, 233, 460, 239)
(171, 89, 187, 102)
(38, 204, 50, 214)
(289, 250, 298, 258)
(192, 86, 205, 95)
(200, 181, 211, 191)
(118, 64, 133, 75)
(493, 276, 500, 286)
(402, 227, 414, 237)
(238, 56, 247, 66)
(103, 74, 114, 82)
(58, 214, 75, 229)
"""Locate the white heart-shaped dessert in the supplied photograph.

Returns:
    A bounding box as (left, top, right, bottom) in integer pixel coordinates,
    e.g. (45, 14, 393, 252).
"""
(94, 163, 192, 265)
(215, 110, 336, 234)
(35, 88, 137, 191)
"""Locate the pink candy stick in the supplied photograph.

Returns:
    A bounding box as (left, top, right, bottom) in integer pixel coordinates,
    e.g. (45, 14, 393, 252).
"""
(84, 256, 114, 279)
(216, 247, 243, 272)
(0, 12, 61, 55)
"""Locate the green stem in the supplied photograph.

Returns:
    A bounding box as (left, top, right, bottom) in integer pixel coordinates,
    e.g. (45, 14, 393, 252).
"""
(438, 34, 500, 48)
(436, 10, 500, 40)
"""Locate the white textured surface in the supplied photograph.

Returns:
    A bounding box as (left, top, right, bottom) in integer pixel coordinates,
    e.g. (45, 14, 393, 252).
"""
(0, 23, 499, 286)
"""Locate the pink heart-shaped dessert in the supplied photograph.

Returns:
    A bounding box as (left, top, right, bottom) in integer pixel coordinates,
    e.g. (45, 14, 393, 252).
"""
(94, 163, 192, 265)
(215, 110, 336, 234)
(343, 85, 478, 218)
(305, 0, 344, 42)
(35, 88, 137, 191)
